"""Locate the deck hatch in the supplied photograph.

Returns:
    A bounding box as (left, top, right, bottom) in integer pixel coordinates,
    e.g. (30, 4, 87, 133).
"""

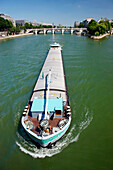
(31, 98, 63, 112)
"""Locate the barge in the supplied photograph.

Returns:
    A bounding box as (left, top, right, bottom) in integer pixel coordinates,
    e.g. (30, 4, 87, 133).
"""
(21, 43, 71, 147)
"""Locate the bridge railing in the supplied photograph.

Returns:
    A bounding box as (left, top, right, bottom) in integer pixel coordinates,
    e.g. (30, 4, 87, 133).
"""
(26, 27, 87, 34)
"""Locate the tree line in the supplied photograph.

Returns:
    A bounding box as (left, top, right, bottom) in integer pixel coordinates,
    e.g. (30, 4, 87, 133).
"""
(21, 23, 53, 29)
(0, 17, 54, 35)
(20, 23, 66, 29)
(87, 19, 111, 36)
(0, 17, 13, 31)
(0, 17, 21, 34)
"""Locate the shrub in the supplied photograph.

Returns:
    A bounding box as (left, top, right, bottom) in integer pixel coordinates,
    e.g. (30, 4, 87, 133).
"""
(95, 31, 99, 36)
(87, 20, 98, 35)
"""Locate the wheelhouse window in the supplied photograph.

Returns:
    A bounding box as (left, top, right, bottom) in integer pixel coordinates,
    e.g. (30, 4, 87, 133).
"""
(55, 110, 62, 118)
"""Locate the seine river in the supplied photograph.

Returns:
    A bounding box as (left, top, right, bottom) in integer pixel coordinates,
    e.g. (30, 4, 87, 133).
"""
(0, 34, 113, 169)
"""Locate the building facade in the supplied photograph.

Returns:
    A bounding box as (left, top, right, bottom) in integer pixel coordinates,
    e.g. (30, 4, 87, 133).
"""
(0, 13, 16, 26)
(15, 20, 29, 26)
(98, 17, 113, 23)
(81, 18, 93, 28)
(74, 21, 80, 27)
(38, 22, 53, 26)
(74, 18, 93, 28)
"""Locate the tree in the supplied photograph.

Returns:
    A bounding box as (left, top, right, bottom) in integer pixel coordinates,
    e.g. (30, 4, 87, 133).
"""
(15, 25, 20, 34)
(88, 19, 111, 35)
(24, 22, 30, 29)
(99, 20, 111, 32)
(87, 20, 98, 35)
(105, 21, 111, 31)
(24, 27, 27, 33)
(0, 17, 13, 31)
(78, 23, 84, 28)
(0, 17, 6, 31)
(95, 31, 99, 36)
(97, 23, 106, 34)
(29, 23, 33, 29)
(10, 27, 15, 35)
(5, 19, 13, 30)
(20, 26, 24, 29)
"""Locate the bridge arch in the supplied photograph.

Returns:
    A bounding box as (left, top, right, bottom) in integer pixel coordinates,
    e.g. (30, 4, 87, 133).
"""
(26, 28, 87, 35)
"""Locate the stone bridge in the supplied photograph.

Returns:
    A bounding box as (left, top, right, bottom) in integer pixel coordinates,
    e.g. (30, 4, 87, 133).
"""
(26, 28, 87, 35)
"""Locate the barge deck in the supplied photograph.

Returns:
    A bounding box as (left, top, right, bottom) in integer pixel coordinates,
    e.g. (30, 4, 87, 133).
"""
(21, 43, 71, 147)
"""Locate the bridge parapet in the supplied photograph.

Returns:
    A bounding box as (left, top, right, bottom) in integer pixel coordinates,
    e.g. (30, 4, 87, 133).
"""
(26, 27, 87, 34)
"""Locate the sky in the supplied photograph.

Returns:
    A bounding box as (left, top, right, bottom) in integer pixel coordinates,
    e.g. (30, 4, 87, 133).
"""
(0, 0, 113, 26)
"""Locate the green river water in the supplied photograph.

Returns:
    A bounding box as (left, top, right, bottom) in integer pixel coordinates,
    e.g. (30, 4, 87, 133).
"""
(0, 34, 113, 170)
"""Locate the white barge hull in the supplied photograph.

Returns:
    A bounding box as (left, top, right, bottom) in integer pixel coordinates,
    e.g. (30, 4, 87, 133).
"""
(21, 43, 71, 147)
(22, 117, 71, 147)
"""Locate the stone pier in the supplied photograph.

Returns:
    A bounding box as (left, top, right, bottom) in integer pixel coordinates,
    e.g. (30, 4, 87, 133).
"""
(61, 29, 65, 34)
(70, 28, 74, 34)
(43, 29, 47, 34)
(52, 29, 55, 34)
(34, 30, 37, 35)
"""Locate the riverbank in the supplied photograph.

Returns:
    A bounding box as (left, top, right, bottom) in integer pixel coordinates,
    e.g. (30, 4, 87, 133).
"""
(90, 33, 110, 40)
(0, 33, 33, 40)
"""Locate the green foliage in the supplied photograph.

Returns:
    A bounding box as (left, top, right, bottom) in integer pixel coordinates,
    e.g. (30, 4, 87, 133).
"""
(5, 19, 13, 29)
(29, 23, 33, 28)
(0, 18, 21, 34)
(0, 17, 65, 35)
(20, 26, 24, 29)
(87, 20, 98, 35)
(99, 20, 111, 32)
(24, 22, 34, 29)
(88, 19, 111, 35)
(24, 27, 27, 33)
(89, 19, 98, 26)
(0, 17, 13, 31)
(57, 26, 66, 28)
(38, 25, 52, 28)
(15, 25, 21, 34)
(10, 26, 15, 34)
(95, 31, 99, 36)
(24, 23, 52, 29)
(0, 17, 6, 30)
(24, 22, 30, 29)
(9, 25, 20, 34)
(97, 23, 106, 34)
(23, 22, 53, 29)
(78, 23, 84, 28)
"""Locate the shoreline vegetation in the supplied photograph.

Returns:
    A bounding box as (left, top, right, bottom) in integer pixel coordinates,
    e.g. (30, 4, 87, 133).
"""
(0, 16, 113, 41)
(87, 19, 112, 40)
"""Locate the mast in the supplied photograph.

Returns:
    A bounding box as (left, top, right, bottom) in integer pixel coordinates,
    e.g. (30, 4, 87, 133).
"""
(44, 69, 51, 119)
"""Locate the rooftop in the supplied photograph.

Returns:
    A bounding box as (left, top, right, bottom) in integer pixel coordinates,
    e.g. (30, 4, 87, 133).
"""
(31, 98, 63, 112)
